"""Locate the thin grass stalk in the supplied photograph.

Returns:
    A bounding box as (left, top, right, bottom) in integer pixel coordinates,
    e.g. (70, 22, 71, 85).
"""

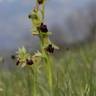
(33, 65, 37, 96)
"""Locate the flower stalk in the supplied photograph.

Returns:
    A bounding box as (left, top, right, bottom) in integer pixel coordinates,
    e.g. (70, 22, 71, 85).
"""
(16, 0, 59, 95)
(34, 0, 54, 94)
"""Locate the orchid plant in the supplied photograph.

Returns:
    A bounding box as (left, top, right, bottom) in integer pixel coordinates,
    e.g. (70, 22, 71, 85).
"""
(15, 0, 59, 95)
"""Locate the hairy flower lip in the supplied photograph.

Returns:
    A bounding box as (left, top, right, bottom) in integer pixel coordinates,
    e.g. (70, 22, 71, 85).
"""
(16, 60, 20, 66)
(26, 59, 34, 65)
(46, 44, 54, 53)
(37, 0, 44, 5)
(39, 23, 48, 33)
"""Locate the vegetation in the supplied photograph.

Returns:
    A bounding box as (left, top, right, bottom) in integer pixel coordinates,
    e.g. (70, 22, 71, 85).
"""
(0, 41, 96, 96)
(15, 0, 58, 96)
(0, 0, 96, 96)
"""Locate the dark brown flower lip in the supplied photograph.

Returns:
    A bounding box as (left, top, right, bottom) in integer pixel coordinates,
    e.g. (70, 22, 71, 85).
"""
(16, 60, 20, 66)
(39, 23, 48, 33)
(46, 44, 54, 53)
(26, 59, 34, 65)
(37, 0, 44, 5)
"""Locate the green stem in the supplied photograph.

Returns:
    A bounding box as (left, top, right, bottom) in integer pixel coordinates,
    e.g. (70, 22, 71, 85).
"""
(32, 0, 54, 95)
(45, 54, 53, 95)
(40, 36, 53, 96)
(32, 65, 37, 96)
